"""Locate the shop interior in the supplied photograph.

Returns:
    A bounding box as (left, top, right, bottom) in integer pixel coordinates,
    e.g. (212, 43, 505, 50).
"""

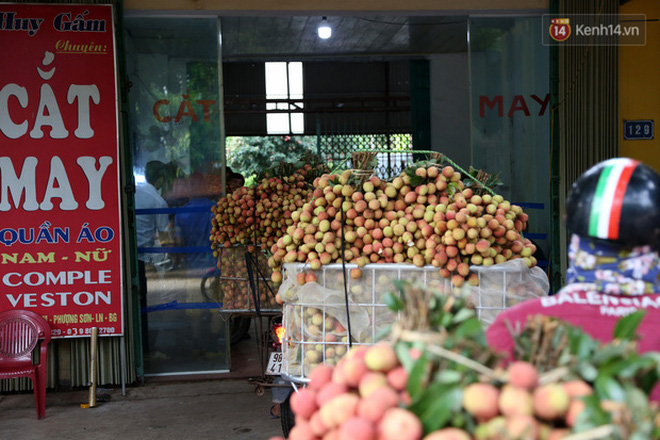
(123, 14, 550, 378)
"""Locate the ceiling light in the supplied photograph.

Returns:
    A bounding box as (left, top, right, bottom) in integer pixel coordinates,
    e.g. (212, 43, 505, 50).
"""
(318, 17, 331, 39)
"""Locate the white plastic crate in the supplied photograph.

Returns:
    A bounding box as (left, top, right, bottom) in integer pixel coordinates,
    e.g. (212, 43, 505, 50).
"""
(279, 261, 549, 381)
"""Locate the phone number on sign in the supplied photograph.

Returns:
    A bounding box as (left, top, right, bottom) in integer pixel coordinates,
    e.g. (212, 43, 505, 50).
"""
(51, 327, 118, 337)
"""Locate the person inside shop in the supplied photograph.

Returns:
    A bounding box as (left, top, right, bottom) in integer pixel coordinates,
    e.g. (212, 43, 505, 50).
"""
(172, 169, 246, 357)
(486, 158, 660, 369)
(135, 160, 173, 355)
(172, 168, 245, 268)
(174, 168, 245, 272)
(174, 172, 217, 273)
(226, 167, 246, 193)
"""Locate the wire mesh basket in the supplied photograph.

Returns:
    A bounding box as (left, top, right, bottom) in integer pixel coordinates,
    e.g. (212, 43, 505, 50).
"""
(279, 261, 549, 382)
(213, 245, 281, 312)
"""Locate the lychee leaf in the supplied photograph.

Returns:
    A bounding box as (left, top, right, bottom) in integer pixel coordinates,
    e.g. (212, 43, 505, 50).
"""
(594, 374, 626, 402)
(374, 325, 391, 342)
(408, 175, 424, 186)
(624, 384, 650, 415)
(383, 292, 404, 312)
(407, 351, 429, 398)
(450, 410, 469, 431)
(435, 369, 462, 384)
(591, 343, 630, 365)
(419, 385, 462, 432)
(570, 332, 599, 359)
(392, 279, 407, 296)
(394, 342, 415, 372)
(439, 313, 453, 328)
(618, 354, 657, 379)
(597, 357, 635, 378)
(455, 318, 485, 345)
(613, 310, 646, 340)
(404, 167, 417, 178)
(451, 307, 475, 324)
(366, 156, 379, 169)
(575, 394, 611, 431)
(578, 361, 599, 382)
(408, 381, 445, 414)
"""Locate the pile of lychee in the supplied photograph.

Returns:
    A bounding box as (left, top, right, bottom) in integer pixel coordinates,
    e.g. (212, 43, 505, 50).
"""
(210, 165, 315, 252)
(267, 165, 536, 287)
(270, 342, 420, 440)
(215, 246, 250, 309)
(216, 246, 279, 310)
(270, 348, 602, 440)
(286, 304, 350, 370)
(458, 361, 594, 439)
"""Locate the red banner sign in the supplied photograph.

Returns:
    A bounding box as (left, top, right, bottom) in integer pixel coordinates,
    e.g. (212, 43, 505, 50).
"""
(0, 4, 122, 337)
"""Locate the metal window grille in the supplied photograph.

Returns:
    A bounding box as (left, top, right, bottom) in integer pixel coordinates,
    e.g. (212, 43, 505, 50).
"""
(316, 133, 413, 180)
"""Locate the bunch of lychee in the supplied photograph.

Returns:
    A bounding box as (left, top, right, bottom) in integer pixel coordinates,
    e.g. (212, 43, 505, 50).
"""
(458, 361, 594, 439)
(214, 246, 249, 310)
(270, 343, 422, 440)
(267, 165, 536, 288)
(276, 268, 404, 353)
(210, 166, 314, 251)
(300, 306, 349, 369)
(216, 246, 280, 310)
(268, 348, 604, 440)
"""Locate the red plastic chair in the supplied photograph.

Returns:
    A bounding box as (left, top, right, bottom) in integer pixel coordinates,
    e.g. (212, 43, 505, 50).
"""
(0, 309, 51, 419)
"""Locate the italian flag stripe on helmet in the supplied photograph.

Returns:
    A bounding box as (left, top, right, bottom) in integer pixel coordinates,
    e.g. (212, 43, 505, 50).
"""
(588, 158, 639, 240)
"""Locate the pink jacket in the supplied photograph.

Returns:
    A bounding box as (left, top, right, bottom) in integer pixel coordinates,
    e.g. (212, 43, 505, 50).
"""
(486, 287, 660, 400)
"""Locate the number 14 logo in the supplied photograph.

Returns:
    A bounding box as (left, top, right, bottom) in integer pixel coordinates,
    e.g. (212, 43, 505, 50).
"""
(550, 18, 571, 42)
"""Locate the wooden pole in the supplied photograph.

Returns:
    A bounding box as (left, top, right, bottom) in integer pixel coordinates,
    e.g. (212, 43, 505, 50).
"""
(88, 327, 98, 408)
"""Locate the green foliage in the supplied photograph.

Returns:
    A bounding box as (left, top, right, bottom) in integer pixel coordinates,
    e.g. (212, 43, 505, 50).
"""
(514, 312, 660, 438)
(402, 159, 445, 187)
(613, 309, 646, 340)
(226, 136, 316, 179)
(385, 282, 660, 437)
(384, 282, 499, 434)
(409, 382, 463, 432)
(186, 61, 222, 171)
(128, 57, 228, 184)
(259, 150, 329, 182)
(383, 291, 404, 312)
(351, 151, 379, 170)
(470, 28, 504, 52)
(403, 167, 425, 187)
(463, 165, 503, 195)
